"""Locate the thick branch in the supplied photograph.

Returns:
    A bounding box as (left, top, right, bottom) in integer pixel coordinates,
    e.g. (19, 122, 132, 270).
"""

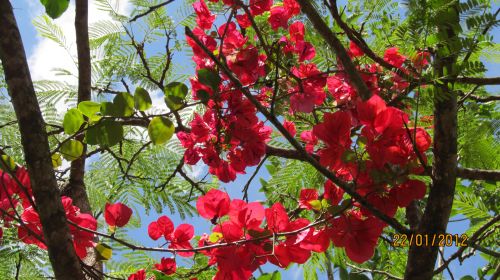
(0, 1, 85, 278)
(405, 4, 459, 279)
(455, 76, 500, 85)
(296, 0, 372, 101)
(457, 167, 500, 181)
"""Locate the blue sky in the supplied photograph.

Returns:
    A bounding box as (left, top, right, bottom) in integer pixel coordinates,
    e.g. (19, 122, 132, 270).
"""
(10, 0, 498, 279)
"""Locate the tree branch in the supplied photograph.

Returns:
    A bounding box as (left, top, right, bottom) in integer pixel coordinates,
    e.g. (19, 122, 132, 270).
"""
(457, 167, 500, 181)
(129, 0, 175, 22)
(0, 1, 85, 278)
(296, 0, 372, 101)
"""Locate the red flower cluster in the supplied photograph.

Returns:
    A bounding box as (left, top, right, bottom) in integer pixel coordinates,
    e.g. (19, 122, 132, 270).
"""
(0, 168, 97, 259)
(148, 215, 195, 257)
(19, 196, 97, 259)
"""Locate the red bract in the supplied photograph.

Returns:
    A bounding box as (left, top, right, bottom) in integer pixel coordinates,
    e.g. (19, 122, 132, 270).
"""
(384, 47, 406, 68)
(390, 179, 427, 207)
(289, 21, 305, 42)
(284, 0, 300, 16)
(289, 63, 327, 113)
(229, 200, 265, 230)
(313, 111, 352, 169)
(169, 224, 195, 257)
(196, 189, 230, 221)
(104, 202, 133, 228)
(324, 180, 344, 205)
(155, 257, 176, 275)
(148, 215, 174, 241)
(329, 211, 385, 263)
(299, 189, 319, 210)
(128, 269, 146, 280)
(300, 130, 318, 153)
(265, 202, 289, 233)
(283, 120, 296, 137)
(412, 51, 430, 69)
(349, 41, 364, 57)
(269, 6, 290, 30)
(249, 0, 272, 15)
(327, 74, 357, 105)
(193, 0, 215, 30)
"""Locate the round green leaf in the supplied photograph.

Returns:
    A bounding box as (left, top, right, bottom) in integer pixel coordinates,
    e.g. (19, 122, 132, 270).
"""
(134, 87, 152, 111)
(60, 140, 84, 161)
(100, 102, 118, 116)
(78, 101, 101, 117)
(148, 117, 174, 145)
(113, 92, 135, 117)
(63, 108, 84, 135)
(51, 153, 62, 168)
(348, 273, 370, 280)
(85, 120, 124, 147)
(0, 155, 16, 171)
(197, 68, 220, 91)
(95, 243, 113, 261)
(164, 82, 188, 110)
(40, 0, 69, 19)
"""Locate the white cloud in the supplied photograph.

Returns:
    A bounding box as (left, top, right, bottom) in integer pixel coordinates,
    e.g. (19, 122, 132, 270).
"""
(27, 0, 131, 83)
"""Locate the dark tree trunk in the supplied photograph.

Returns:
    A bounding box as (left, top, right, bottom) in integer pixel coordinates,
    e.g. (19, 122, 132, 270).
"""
(0, 1, 85, 279)
(404, 3, 459, 279)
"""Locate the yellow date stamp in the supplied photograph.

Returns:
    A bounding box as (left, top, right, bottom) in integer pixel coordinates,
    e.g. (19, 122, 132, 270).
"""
(392, 234, 469, 247)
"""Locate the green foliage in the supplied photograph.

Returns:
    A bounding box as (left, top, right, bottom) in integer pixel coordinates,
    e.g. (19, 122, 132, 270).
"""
(85, 120, 124, 147)
(63, 108, 84, 135)
(39, 0, 69, 19)
(148, 116, 175, 145)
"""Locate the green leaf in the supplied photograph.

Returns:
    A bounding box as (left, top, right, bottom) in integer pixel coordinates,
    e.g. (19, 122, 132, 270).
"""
(197, 68, 220, 91)
(51, 153, 62, 168)
(164, 82, 188, 110)
(113, 92, 135, 117)
(348, 273, 370, 280)
(257, 271, 281, 280)
(85, 121, 124, 147)
(134, 87, 152, 111)
(78, 101, 101, 117)
(460, 276, 475, 280)
(40, 0, 69, 19)
(63, 108, 84, 135)
(151, 271, 174, 280)
(95, 243, 113, 261)
(196, 89, 210, 103)
(100, 102, 118, 116)
(148, 117, 175, 145)
(60, 140, 84, 161)
(0, 155, 16, 171)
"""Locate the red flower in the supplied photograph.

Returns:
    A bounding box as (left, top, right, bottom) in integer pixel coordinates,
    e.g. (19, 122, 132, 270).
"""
(300, 130, 318, 153)
(148, 216, 174, 241)
(313, 111, 352, 169)
(193, 0, 216, 30)
(295, 41, 316, 62)
(235, 14, 251, 28)
(155, 257, 176, 275)
(384, 47, 406, 68)
(299, 189, 319, 210)
(104, 202, 133, 228)
(349, 41, 364, 57)
(229, 200, 265, 230)
(283, 0, 300, 16)
(196, 189, 230, 220)
(289, 21, 305, 43)
(283, 120, 296, 137)
(324, 180, 344, 205)
(329, 211, 384, 263)
(17, 196, 97, 259)
(168, 224, 195, 257)
(390, 179, 427, 207)
(265, 203, 289, 233)
(269, 6, 290, 30)
(249, 0, 272, 15)
(128, 269, 146, 280)
(412, 51, 430, 69)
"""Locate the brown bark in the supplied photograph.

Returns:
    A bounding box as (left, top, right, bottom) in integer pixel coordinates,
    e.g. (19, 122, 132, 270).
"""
(0, 1, 85, 279)
(64, 0, 92, 215)
(404, 3, 459, 279)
